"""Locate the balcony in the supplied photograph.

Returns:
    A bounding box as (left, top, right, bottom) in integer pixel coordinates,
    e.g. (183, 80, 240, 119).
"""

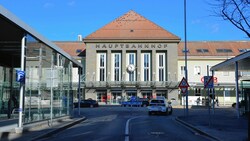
(83, 81, 179, 89)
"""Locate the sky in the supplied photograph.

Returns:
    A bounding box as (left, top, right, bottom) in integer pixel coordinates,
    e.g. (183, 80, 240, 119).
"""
(1, 0, 249, 41)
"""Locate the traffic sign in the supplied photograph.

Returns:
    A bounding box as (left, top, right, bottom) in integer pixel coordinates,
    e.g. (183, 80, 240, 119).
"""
(180, 87, 188, 93)
(201, 76, 218, 83)
(204, 76, 214, 88)
(16, 70, 25, 83)
(178, 77, 189, 88)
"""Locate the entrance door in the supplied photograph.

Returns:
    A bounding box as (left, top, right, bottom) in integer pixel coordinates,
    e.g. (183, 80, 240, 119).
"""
(142, 92, 152, 99)
(111, 92, 122, 104)
(97, 92, 107, 105)
(126, 92, 137, 101)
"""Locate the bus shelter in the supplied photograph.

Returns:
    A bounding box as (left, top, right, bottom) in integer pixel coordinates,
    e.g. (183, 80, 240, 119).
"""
(211, 50, 250, 118)
(0, 5, 82, 131)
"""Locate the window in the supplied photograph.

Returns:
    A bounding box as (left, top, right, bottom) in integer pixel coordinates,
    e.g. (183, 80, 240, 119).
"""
(224, 88, 231, 97)
(141, 53, 151, 81)
(196, 49, 209, 53)
(195, 88, 201, 96)
(76, 49, 82, 53)
(216, 49, 232, 53)
(97, 53, 106, 81)
(194, 66, 201, 75)
(208, 65, 212, 76)
(156, 53, 166, 81)
(126, 53, 136, 81)
(239, 49, 250, 53)
(180, 66, 185, 75)
(112, 53, 121, 81)
(223, 71, 229, 76)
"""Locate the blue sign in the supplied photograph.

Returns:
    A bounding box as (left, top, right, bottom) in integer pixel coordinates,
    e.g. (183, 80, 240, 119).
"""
(204, 76, 214, 88)
(16, 70, 25, 83)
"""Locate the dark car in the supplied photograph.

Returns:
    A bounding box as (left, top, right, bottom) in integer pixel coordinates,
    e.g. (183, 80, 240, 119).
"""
(74, 99, 99, 108)
(139, 98, 149, 107)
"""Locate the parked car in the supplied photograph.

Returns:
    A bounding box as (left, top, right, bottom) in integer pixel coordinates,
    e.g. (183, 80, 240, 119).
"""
(147, 97, 172, 115)
(139, 98, 149, 107)
(121, 97, 149, 107)
(74, 99, 99, 108)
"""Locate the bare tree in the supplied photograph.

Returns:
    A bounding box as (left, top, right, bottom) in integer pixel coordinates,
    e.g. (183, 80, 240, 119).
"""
(211, 0, 250, 38)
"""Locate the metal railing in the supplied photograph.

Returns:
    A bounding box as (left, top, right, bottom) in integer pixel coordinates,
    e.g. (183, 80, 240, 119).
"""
(83, 81, 179, 89)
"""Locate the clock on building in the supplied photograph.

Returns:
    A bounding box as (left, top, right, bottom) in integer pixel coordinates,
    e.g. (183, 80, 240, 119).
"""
(127, 64, 135, 72)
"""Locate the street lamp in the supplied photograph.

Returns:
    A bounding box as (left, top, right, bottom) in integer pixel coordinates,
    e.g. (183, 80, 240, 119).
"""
(184, 0, 189, 116)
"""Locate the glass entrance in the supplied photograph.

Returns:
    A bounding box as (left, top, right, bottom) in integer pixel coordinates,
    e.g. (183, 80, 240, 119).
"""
(111, 92, 122, 104)
(97, 92, 107, 105)
(126, 92, 137, 101)
(142, 92, 152, 99)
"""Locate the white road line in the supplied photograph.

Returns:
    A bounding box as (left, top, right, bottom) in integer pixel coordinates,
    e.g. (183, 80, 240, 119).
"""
(124, 116, 143, 141)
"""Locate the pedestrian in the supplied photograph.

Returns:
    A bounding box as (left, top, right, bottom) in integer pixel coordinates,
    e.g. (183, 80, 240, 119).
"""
(196, 97, 201, 106)
(216, 98, 219, 107)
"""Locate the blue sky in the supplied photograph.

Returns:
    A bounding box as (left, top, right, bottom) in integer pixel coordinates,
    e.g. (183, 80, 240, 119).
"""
(1, 0, 249, 41)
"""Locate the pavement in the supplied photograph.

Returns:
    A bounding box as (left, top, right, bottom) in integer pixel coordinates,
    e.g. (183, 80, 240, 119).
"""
(0, 115, 86, 141)
(0, 106, 248, 141)
(175, 106, 248, 141)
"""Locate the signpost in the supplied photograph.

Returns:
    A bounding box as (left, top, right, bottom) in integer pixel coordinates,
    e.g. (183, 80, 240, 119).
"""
(179, 77, 189, 113)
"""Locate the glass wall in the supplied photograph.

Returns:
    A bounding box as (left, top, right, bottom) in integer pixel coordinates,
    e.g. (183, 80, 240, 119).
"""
(0, 67, 19, 119)
(23, 34, 73, 123)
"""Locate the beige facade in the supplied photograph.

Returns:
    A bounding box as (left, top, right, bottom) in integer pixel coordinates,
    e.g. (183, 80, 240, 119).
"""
(84, 41, 180, 105)
(177, 41, 250, 106)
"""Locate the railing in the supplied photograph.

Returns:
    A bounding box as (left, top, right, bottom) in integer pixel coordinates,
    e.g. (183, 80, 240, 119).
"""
(83, 81, 179, 89)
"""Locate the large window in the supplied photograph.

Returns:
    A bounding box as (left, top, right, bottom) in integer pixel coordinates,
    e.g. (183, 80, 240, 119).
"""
(180, 66, 185, 75)
(126, 53, 136, 81)
(112, 53, 121, 81)
(156, 53, 166, 81)
(194, 66, 201, 75)
(141, 53, 151, 81)
(97, 53, 106, 81)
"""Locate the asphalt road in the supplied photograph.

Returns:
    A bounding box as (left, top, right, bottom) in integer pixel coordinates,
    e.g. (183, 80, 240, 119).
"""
(39, 106, 212, 141)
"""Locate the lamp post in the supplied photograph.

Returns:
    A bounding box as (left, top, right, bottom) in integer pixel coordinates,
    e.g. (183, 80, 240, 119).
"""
(184, 0, 189, 116)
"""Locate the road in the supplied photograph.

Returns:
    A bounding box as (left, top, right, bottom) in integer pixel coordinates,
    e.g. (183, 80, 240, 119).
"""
(39, 106, 212, 141)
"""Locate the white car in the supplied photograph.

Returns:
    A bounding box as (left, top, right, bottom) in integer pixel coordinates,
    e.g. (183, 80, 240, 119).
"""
(148, 97, 172, 115)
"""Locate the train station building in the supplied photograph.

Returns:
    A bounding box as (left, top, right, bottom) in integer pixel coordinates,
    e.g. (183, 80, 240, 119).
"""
(82, 11, 181, 105)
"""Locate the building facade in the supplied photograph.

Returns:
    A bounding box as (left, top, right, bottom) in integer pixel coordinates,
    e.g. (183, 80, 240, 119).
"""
(83, 11, 180, 105)
(178, 41, 250, 106)
(52, 11, 250, 107)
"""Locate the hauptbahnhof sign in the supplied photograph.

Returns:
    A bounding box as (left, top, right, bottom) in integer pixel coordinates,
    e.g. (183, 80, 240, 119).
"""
(95, 43, 168, 49)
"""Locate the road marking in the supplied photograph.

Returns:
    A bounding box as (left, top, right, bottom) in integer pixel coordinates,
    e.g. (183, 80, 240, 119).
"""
(124, 116, 143, 141)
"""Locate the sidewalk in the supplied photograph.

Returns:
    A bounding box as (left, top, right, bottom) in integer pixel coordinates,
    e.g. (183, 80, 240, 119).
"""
(176, 106, 248, 141)
(0, 115, 86, 141)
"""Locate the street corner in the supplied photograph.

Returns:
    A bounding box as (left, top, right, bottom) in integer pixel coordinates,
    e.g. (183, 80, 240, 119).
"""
(174, 117, 221, 141)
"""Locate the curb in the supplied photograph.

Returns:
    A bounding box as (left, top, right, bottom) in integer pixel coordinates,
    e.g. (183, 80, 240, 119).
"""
(30, 116, 87, 141)
(175, 117, 221, 141)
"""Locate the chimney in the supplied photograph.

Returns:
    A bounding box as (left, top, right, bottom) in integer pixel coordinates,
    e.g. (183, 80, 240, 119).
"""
(77, 35, 82, 41)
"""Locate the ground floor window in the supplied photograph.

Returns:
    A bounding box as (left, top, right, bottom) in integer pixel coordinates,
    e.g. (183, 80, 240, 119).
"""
(126, 92, 137, 101)
(97, 92, 107, 103)
(156, 92, 167, 98)
(111, 92, 122, 104)
(142, 92, 152, 99)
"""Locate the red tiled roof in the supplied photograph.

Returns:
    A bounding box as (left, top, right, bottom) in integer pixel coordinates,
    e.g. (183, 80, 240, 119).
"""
(84, 10, 180, 40)
(54, 42, 85, 57)
(178, 41, 250, 57)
